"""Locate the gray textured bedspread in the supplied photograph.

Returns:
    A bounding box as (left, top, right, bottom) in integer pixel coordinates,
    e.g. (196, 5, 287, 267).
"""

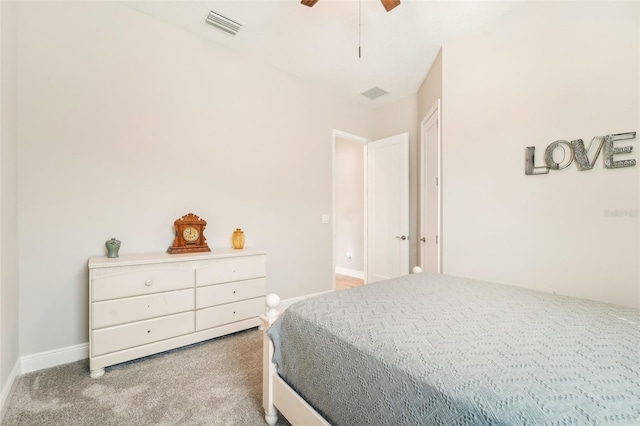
(268, 273, 640, 425)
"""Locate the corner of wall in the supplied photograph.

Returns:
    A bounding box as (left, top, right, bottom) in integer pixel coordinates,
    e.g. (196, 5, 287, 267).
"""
(0, 0, 20, 409)
(0, 359, 20, 423)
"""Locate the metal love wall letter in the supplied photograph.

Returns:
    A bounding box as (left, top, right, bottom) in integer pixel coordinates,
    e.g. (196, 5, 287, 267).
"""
(525, 131, 636, 175)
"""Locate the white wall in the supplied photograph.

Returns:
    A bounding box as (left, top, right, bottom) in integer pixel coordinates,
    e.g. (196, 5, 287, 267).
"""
(441, 1, 639, 307)
(418, 50, 442, 123)
(17, 1, 374, 356)
(335, 137, 365, 274)
(0, 0, 20, 413)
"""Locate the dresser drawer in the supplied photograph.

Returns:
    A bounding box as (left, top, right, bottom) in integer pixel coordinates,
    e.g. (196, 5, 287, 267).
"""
(92, 289, 194, 329)
(196, 297, 264, 331)
(91, 311, 194, 357)
(92, 267, 194, 301)
(196, 278, 265, 309)
(195, 256, 266, 286)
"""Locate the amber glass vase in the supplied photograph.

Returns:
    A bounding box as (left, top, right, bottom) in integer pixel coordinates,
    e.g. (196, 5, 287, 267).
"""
(232, 228, 245, 249)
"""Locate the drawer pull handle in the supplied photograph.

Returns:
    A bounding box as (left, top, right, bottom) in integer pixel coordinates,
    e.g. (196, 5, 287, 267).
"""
(233, 311, 236, 314)
(147, 330, 151, 334)
(233, 291, 236, 294)
(145, 280, 153, 287)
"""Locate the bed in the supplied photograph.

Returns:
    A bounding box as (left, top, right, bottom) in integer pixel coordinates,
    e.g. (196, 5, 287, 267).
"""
(261, 272, 640, 425)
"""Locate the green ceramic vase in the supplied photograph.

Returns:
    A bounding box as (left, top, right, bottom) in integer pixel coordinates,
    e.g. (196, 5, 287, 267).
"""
(106, 238, 121, 258)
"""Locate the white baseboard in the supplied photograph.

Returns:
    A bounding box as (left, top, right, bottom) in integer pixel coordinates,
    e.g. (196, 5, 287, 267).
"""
(8, 290, 328, 385)
(335, 267, 365, 279)
(20, 342, 89, 375)
(0, 359, 21, 422)
(12, 290, 325, 376)
(12, 290, 321, 375)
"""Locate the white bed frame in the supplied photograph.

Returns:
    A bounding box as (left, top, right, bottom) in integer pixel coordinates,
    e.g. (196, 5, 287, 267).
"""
(261, 294, 330, 426)
(261, 268, 423, 425)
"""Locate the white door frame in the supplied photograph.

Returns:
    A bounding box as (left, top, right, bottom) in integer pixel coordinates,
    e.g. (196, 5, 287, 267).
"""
(420, 99, 443, 273)
(332, 129, 370, 289)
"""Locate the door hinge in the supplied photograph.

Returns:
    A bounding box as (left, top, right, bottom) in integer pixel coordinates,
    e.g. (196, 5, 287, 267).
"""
(436, 177, 439, 186)
(436, 235, 438, 244)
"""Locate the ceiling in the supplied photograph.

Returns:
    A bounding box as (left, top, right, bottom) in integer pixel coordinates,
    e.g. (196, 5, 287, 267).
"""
(122, 0, 526, 108)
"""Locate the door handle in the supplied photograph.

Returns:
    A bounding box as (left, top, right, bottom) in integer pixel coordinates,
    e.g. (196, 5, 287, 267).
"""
(420, 237, 426, 242)
(395, 235, 408, 240)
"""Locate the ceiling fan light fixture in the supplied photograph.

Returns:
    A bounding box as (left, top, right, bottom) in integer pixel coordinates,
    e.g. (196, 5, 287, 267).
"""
(301, 0, 399, 11)
(381, 0, 401, 12)
(361, 86, 389, 100)
(301, 0, 320, 7)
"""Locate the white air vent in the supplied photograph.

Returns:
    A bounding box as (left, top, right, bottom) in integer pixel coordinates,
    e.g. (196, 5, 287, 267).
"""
(361, 86, 389, 100)
(205, 11, 242, 36)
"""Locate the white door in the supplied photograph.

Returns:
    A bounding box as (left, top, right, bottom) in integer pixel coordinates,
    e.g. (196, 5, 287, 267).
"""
(367, 133, 409, 282)
(420, 100, 442, 273)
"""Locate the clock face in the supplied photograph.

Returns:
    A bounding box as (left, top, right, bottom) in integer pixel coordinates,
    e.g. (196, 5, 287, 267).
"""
(182, 226, 199, 243)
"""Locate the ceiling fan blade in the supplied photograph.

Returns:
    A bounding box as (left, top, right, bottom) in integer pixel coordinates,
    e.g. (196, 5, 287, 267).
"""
(301, 0, 320, 7)
(380, 0, 400, 12)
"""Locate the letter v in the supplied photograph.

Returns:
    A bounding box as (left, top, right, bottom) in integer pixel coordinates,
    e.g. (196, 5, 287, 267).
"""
(571, 136, 605, 171)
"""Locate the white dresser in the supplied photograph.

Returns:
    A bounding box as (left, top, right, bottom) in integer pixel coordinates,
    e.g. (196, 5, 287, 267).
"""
(88, 249, 266, 378)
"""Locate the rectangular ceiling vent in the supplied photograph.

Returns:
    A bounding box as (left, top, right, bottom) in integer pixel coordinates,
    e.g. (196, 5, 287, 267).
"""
(361, 86, 389, 100)
(205, 11, 242, 36)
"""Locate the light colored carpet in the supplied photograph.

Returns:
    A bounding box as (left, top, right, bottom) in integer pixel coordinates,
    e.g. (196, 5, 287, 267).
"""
(2, 328, 290, 426)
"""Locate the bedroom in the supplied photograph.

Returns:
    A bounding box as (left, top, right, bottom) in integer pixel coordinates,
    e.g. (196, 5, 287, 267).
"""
(1, 0, 638, 423)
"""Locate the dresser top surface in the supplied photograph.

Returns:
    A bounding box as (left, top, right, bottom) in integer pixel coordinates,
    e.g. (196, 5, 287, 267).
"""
(88, 248, 266, 269)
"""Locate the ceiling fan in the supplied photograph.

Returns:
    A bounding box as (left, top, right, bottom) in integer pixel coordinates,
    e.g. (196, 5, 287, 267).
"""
(301, 0, 401, 13)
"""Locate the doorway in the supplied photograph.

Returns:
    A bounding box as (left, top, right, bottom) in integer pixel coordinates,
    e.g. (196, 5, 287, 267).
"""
(332, 130, 410, 290)
(333, 131, 367, 290)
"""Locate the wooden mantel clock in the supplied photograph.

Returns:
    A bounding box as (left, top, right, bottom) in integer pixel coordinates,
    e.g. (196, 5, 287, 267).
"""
(167, 213, 211, 254)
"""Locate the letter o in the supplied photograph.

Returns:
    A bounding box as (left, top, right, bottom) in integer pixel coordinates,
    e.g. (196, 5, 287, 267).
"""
(544, 140, 574, 170)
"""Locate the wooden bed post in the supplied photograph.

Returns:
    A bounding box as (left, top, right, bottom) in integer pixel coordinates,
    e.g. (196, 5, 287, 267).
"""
(260, 293, 280, 426)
